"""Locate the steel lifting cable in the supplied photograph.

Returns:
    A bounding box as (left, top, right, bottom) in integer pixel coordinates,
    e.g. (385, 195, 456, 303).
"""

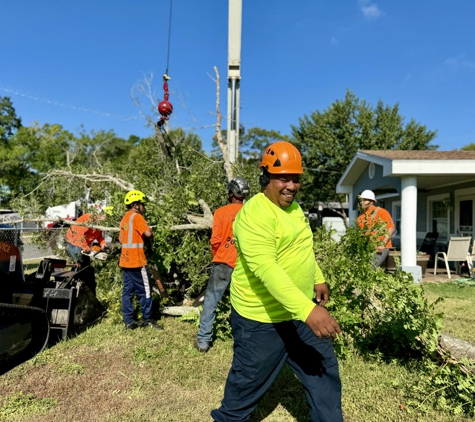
(165, 0, 173, 76)
(157, 0, 174, 129)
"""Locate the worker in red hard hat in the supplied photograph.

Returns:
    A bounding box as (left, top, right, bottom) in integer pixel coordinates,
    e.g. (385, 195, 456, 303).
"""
(211, 141, 343, 422)
(357, 189, 396, 267)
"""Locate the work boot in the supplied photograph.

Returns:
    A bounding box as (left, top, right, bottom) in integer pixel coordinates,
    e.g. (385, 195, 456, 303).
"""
(194, 339, 209, 353)
(125, 321, 139, 330)
(141, 319, 163, 330)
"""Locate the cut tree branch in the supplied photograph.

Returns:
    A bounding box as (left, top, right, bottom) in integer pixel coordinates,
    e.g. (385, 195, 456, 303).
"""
(3, 217, 120, 232)
(48, 170, 135, 192)
(170, 67, 234, 230)
(170, 199, 213, 230)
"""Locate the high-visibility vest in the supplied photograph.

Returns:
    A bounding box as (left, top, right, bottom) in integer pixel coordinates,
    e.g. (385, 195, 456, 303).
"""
(65, 213, 106, 250)
(119, 210, 149, 268)
(357, 205, 395, 248)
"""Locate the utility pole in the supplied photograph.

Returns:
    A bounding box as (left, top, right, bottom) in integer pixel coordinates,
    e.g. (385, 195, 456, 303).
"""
(227, 0, 242, 163)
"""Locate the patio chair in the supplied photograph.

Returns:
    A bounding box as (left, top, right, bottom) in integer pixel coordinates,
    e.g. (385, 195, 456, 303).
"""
(466, 239, 475, 278)
(419, 232, 439, 257)
(434, 236, 472, 280)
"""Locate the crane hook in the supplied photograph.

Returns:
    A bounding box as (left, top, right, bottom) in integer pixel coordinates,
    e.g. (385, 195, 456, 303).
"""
(157, 74, 173, 128)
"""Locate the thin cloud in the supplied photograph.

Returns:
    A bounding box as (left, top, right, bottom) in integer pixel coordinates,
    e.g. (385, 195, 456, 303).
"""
(358, 0, 383, 20)
(445, 54, 475, 70)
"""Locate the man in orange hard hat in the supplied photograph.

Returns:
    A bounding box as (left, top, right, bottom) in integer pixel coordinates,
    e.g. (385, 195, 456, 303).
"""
(211, 141, 343, 422)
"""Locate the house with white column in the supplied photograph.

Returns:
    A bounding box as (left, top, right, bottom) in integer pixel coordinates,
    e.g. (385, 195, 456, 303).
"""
(336, 150, 475, 282)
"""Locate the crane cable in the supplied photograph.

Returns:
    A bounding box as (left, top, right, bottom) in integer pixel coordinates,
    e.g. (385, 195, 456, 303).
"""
(165, 0, 173, 76)
(157, 0, 174, 132)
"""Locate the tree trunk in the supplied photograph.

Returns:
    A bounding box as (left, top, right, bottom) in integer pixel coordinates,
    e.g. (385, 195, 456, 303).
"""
(439, 334, 475, 362)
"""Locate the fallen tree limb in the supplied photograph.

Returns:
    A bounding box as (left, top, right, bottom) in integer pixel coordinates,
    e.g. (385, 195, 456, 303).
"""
(416, 334, 475, 375)
(2, 217, 120, 232)
(48, 170, 136, 192)
(439, 333, 475, 363)
(170, 199, 213, 230)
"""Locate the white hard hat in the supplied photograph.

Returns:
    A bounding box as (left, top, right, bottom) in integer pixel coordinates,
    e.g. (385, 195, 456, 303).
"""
(360, 190, 376, 202)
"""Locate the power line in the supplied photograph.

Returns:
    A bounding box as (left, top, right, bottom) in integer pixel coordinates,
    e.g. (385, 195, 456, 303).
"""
(0, 86, 141, 122)
(304, 167, 343, 174)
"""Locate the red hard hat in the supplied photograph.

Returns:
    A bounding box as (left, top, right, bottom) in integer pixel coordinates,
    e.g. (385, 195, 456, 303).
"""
(158, 101, 173, 117)
(260, 141, 303, 174)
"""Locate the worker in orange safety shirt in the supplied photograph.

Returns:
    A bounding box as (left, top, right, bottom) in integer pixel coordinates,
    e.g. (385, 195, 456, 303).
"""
(119, 190, 162, 331)
(357, 189, 396, 268)
(65, 211, 108, 263)
(194, 177, 250, 353)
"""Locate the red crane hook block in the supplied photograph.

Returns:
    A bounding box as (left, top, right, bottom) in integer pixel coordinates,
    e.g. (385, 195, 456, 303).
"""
(157, 74, 173, 128)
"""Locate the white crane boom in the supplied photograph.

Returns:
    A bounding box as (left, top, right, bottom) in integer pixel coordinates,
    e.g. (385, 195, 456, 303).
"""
(227, 0, 242, 163)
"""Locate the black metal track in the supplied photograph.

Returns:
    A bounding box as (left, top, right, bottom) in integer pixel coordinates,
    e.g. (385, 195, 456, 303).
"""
(0, 303, 50, 375)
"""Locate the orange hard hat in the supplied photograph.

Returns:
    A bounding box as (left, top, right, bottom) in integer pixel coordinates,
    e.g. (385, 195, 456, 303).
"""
(260, 141, 303, 174)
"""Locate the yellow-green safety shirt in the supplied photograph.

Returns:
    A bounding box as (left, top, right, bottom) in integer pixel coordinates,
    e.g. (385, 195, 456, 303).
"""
(230, 193, 324, 323)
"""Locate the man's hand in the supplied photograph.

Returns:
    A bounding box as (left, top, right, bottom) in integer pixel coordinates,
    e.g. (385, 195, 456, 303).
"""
(305, 306, 341, 339)
(375, 245, 385, 253)
(144, 229, 154, 239)
(314, 283, 329, 307)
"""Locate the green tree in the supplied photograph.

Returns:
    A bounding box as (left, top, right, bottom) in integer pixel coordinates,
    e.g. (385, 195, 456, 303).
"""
(211, 127, 290, 162)
(291, 90, 438, 208)
(0, 96, 22, 145)
(239, 127, 290, 161)
(11, 126, 259, 301)
(71, 128, 137, 168)
(460, 142, 475, 151)
(0, 97, 23, 202)
(0, 123, 75, 197)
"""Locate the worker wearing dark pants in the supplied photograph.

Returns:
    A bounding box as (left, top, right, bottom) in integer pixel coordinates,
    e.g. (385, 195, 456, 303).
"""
(119, 190, 162, 330)
(212, 142, 342, 422)
(211, 307, 342, 422)
(121, 267, 153, 326)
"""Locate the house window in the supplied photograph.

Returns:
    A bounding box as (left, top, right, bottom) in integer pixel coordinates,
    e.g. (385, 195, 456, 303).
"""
(431, 200, 449, 240)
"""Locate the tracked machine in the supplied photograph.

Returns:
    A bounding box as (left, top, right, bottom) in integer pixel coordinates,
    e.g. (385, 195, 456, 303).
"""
(0, 240, 105, 374)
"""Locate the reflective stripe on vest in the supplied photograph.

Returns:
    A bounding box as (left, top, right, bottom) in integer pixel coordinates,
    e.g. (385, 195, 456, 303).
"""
(122, 213, 144, 248)
(371, 207, 380, 219)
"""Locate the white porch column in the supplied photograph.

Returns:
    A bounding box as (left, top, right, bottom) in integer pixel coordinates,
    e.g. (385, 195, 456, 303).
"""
(348, 192, 358, 225)
(400, 176, 421, 283)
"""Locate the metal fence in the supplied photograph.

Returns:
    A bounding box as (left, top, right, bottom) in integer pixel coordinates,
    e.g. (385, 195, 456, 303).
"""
(0, 225, 67, 273)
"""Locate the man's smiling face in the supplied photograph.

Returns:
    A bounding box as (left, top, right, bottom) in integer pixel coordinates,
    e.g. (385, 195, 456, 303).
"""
(264, 173, 301, 210)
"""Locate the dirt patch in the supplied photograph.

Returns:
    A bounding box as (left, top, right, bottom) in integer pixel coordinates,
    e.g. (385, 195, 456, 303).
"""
(1, 345, 141, 421)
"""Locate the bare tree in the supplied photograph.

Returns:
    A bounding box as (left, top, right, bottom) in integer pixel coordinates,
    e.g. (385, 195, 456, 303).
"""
(130, 72, 172, 159)
(170, 67, 233, 230)
(211, 66, 233, 182)
(20, 67, 234, 231)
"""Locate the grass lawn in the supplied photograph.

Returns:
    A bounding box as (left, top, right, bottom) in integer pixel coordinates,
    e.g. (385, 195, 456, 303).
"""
(423, 281, 475, 344)
(1, 309, 473, 422)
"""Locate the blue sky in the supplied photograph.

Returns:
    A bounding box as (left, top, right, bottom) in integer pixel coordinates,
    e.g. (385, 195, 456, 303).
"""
(2, 0, 474, 152)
